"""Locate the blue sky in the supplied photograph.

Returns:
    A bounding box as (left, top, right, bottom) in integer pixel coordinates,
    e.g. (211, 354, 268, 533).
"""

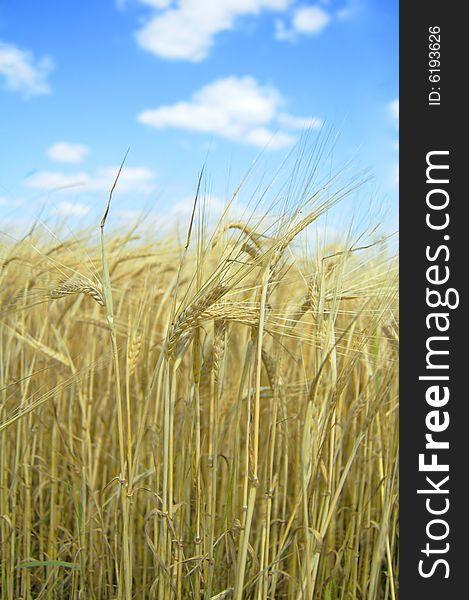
(0, 0, 398, 233)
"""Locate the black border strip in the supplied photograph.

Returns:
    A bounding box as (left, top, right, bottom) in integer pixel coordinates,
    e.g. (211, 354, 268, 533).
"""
(400, 2, 466, 596)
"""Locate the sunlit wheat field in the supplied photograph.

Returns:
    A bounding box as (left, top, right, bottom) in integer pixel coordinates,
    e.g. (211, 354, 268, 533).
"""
(0, 157, 398, 599)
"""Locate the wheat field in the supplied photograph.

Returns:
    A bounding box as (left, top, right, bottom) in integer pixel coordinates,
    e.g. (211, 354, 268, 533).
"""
(0, 163, 398, 599)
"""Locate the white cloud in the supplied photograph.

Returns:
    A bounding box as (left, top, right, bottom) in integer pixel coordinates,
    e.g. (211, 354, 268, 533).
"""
(293, 6, 331, 33)
(47, 142, 90, 163)
(389, 98, 399, 124)
(276, 4, 331, 40)
(92, 166, 157, 192)
(0, 41, 53, 97)
(137, 76, 321, 149)
(136, 0, 290, 61)
(54, 201, 90, 217)
(139, 77, 279, 132)
(25, 166, 157, 193)
(25, 171, 89, 191)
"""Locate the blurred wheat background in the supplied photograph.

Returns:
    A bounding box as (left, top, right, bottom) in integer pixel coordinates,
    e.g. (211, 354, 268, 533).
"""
(0, 161, 398, 599)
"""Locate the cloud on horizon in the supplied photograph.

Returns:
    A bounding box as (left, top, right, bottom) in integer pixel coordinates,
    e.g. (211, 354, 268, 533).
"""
(53, 201, 91, 217)
(25, 165, 157, 194)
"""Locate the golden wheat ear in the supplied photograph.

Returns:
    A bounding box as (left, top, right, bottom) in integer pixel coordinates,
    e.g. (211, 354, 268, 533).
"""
(49, 276, 105, 307)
